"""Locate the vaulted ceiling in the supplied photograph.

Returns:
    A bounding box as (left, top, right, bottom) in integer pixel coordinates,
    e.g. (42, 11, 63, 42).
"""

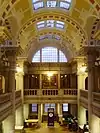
(0, 0, 100, 61)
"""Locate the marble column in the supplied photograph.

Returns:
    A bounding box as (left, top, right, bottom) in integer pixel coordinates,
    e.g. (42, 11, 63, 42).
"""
(8, 49, 17, 133)
(58, 103, 63, 124)
(87, 52, 96, 133)
(23, 104, 29, 120)
(38, 104, 42, 124)
(3, 115, 14, 133)
(77, 61, 87, 125)
(16, 106, 23, 126)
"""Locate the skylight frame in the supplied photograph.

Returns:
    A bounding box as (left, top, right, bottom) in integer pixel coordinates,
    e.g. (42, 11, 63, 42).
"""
(32, 0, 72, 11)
(38, 34, 61, 41)
(36, 20, 65, 30)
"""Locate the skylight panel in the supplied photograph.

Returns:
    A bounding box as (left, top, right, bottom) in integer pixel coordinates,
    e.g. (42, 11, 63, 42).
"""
(56, 21, 64, 25)
(64, 0, 71, 3)
(46, 20, 54, 28)
(37, 21, 45, 29)
(56, 21, 64, 29)
(32, 0, 40, 3)
(37, 24, 45, 29)
(56, 24, 64, 29)
(54, 35, 60, 40)
(60, 2, 70, 9)
(39, 35, 46, 40)
(33, 2, 44, 10)
(47, 1, 57, 7)
(37, 21, 45, 25)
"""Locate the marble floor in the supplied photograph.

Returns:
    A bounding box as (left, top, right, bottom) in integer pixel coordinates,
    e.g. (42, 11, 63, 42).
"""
(24, 123, 77, 133)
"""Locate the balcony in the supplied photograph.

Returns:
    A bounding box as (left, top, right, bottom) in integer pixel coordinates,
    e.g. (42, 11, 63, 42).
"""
(0, 93, 12, 122)
(80, 90, 88, 109)
(24, 89, 77, 104)
(92, 92, 100, 117)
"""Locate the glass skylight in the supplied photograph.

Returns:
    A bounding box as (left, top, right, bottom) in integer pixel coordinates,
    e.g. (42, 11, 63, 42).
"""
(32, 0, 71, 10)
(47, 1, 57, 7)
(32, 47, 67, 62)
(39, 34, 61, 41)
(37, 20, 65, 30)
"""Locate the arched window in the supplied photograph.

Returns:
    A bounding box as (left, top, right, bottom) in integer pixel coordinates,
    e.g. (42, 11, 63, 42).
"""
(32, 47, 67, 62)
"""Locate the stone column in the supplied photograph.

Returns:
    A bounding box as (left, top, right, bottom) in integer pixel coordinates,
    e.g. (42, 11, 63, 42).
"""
(77, 61, 87, 125)
(16, 106, 23, 126)
(2, 115, 14, 133)
(87, 51, 96, 133)
(58, 72, 60, 89)
(7, 48, 17, 133)
(38, 104, 42, 124)
(91, 114, 100, 133)
(40, 74, 42, 89)
(58, 103, 63, 124)
(24, 104, 29, 120)
(70, 104, 77, 117)
(3, 68, 9, 93)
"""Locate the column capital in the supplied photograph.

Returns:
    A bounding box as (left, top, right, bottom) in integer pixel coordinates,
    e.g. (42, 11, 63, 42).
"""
(0, 45, 22, 57)
(84, 46, 99, 57)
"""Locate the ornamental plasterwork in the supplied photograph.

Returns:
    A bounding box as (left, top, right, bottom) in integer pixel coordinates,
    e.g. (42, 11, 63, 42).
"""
(11, 8, 24, 27)
(79, 8, 95, 28)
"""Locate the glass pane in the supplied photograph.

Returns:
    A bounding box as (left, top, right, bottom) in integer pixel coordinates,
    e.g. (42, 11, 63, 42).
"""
(37, 24, 45, 29)
(56, 21, 64, 25)
(64, 0, 71, 3)
(54, 35, 60, 40)
(32, 50, 40, 62)
(60, 2, 70, 9)
(42, 47, 57, 62)
(56, 24, 64, 29)
(34, 2, 44, 10)
(37, 21, 45, 25)
(63, 103, 68, 111)
(47, 1, 57, 7)
(46, 20, 54, 28)
(32, 0, 40, 3)
(59, 50, 67, 62)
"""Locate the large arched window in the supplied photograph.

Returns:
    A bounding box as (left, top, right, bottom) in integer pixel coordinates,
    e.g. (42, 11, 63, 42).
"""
(32, 47, 67, 62)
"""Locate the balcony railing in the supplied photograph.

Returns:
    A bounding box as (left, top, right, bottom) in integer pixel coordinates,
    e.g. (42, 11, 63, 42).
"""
(80, 90, 88, 99)
(0, 93, 11, 105)
(24, 89, 37, 95)
(24, 89, 77, 96)
(42, 89, 58, 95)
(15, 90, 21, 98)
(92, 92, 100, 104)
(64, 89, 77, 95)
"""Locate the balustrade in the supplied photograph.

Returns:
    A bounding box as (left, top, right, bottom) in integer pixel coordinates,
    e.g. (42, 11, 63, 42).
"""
(93, 92, 100, 104)
(24, 89, 77, 96)
(0, 93, 11, 105)
(42, 89, 58, 95)
(24, 89, 37, 95)
(64, 89, 77, 95)
(15, 90, 21, 98)
(80, 90, 88, 99)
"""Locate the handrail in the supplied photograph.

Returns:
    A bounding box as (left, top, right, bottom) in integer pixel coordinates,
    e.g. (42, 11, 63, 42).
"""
(42, 89, 58, 95)
(64, 89, 77, 95)
(15, 90, 21, 98)
(24, 89, 77, 96)
(92, 92, 100, 104)
(24, 89, 37, 95)
(80, 90, 88, 99)
(0, 93, 11, 105)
